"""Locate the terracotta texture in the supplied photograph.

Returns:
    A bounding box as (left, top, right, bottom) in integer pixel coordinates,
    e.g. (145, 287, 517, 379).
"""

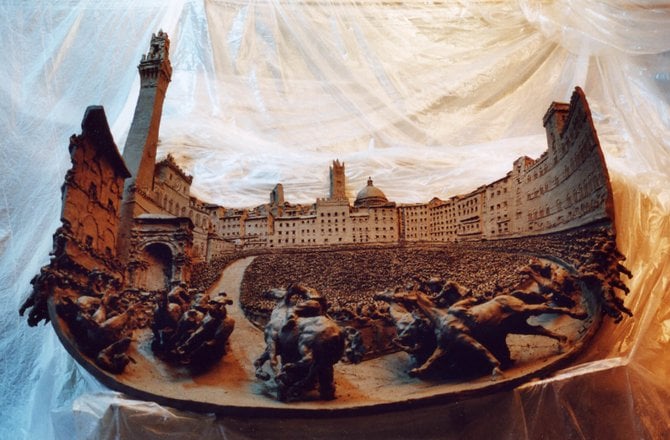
(19, 30, 632, 411)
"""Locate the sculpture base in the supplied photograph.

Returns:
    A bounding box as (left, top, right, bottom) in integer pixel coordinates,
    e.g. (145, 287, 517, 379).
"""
(50, 255, 600, 416)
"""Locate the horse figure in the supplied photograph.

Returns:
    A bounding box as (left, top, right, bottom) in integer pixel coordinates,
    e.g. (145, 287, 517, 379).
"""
(253, 283, 324, 380)
(173, 295, 235, 369)
(275, 310, 344, 401)
(389, 289, 588, 379)
(517, 258, 579, 307)
(254, 283, 348, 401)
(375, 289, 436, 365)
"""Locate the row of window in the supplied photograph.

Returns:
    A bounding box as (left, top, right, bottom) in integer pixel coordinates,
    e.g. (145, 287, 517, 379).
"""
(488, 186, 508, 198)
(155, 189, 211, 229)
(489, 201, 508, 211)
(319, 211, 348, 217)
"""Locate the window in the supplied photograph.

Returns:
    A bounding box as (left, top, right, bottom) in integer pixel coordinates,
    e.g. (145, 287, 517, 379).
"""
(88, 183, 97, 200)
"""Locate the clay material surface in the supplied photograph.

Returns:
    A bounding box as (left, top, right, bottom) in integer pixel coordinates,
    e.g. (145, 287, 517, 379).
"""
(50, 255, 599, 416)
(21, 31, 631, 416)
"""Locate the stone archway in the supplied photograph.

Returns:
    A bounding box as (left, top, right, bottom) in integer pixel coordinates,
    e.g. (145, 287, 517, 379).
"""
(137, 242, 173, 291)
(127, 215, 194, 291)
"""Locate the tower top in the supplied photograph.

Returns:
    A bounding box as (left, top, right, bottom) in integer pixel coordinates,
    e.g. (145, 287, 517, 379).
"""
(138, 30, 172, 86)
(141, 30, 170, 62)
(329, 159, 347, 201)
(271, 183, 285, 206)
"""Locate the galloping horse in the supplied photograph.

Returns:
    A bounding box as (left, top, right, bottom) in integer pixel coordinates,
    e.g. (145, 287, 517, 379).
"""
(388, 290, 587, 378)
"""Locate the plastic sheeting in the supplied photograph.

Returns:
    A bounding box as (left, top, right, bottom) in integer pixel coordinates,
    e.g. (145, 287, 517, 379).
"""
(1, 1, 669, 438)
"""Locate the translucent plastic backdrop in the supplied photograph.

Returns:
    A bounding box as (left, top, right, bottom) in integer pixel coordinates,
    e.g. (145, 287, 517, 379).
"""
(1, 1, 669, 438)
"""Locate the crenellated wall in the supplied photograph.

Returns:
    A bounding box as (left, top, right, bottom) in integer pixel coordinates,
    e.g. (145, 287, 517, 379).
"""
(508, 87, 613, 237)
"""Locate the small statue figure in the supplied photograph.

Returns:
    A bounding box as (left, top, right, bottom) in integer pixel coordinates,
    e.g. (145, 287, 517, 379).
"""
(578, 234, 633, 322)
(55, 271, 138, 374)
(255, 283, 359, 402)
(518, 259, 578, 307)
(342, 326, 365, 364)
(20, 268, 59, 327)
(275, 308, 344, 401)
(151, 285, 235, 371)
(431, 279, 471, 308)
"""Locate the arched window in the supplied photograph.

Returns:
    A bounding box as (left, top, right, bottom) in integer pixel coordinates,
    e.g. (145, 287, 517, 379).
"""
(88, 183, 98, 201)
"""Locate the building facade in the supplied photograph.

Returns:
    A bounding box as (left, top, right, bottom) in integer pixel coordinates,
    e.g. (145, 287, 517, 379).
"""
(265, 173, 398, 248)
(118, 35, 614, 259)
(47, 31, 616, 296)
(60, 106, 131, 272)
(208, 86, 613, 248)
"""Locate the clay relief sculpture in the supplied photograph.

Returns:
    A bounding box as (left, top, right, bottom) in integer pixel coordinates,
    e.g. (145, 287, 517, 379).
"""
(375, 261, 590, 379)
(377, 244, 631, 380)
(254, 284, 364, 401)
(151, 285, 235, 370)
(19, 31, 632, 413)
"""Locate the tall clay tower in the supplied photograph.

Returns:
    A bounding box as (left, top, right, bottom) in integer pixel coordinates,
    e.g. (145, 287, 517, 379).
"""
(118, 30, 172, 259)
(329, 160, 347, 201)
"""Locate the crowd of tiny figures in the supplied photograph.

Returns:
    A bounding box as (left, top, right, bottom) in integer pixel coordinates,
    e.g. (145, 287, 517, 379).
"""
(41, 222, 629, 376)
(238, 223, 625, 326)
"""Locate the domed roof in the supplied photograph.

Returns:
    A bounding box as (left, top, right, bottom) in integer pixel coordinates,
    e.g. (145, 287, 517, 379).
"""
(354, 177, 388, 208)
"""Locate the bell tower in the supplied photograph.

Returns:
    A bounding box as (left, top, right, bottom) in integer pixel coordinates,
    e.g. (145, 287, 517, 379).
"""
(118, 30, 172, 260)
(329, 160, 346, 201)
(122, 30, 172, 192)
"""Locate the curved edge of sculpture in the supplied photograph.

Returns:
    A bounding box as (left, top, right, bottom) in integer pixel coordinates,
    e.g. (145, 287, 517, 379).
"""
(17, 31, 633, 416)
(42, 248, 611, 417)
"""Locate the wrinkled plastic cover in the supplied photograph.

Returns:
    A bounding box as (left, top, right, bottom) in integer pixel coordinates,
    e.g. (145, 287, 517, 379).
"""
(1, 1, 669, 438)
